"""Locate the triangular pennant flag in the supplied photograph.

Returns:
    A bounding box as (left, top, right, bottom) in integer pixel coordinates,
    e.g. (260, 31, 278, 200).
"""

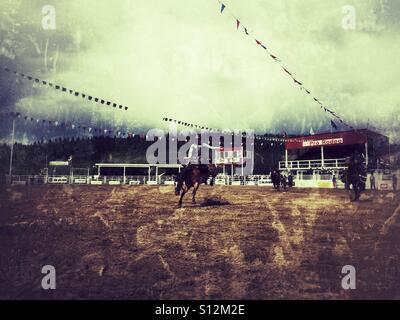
(236, 19, 240, 30)
(331, 120, 338, 130)
(270, 54, 279, 61)
(305, 89, 311, 94)
(243, 26, 249, 35)
(283, 67, 292, 76)
(255, 39, 267, 50)
(293, 78, 302, 86)
(220, 3, 226, 13)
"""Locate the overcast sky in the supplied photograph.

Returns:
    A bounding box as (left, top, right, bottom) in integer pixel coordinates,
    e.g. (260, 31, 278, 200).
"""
(0, 0, 399, 142)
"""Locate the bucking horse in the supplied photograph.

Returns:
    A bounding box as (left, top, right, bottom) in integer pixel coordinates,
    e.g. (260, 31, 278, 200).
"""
(174, 164, 219, 207)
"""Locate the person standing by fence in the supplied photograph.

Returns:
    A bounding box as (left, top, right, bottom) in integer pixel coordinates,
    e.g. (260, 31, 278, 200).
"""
(370, 173, 376, 190)
(332, 175, 337, 189)
(393, 174, 398, 191)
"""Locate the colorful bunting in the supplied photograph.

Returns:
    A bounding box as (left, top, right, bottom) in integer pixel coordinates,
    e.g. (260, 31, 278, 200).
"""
(161, 117, 287, 142)
(214, 1, 355, 130)
(1, 111, 142, 138)
(2, 67, 129, 111)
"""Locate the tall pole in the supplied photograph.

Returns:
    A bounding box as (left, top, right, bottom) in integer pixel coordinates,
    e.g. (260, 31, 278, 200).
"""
(9, 119, 15, 177)
(285, 149, 288, 169)
(321, 146, 325, 168)
(241, 147, 244, 176)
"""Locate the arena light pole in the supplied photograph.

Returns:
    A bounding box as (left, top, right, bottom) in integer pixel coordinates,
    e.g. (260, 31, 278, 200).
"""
(8, 119, 16, 179)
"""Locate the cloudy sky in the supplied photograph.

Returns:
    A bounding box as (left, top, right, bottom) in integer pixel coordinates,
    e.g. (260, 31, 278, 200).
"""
(0, 0, 399, 142)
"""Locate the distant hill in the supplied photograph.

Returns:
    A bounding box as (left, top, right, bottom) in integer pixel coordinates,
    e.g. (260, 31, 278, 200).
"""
(0, 136, 286, 176)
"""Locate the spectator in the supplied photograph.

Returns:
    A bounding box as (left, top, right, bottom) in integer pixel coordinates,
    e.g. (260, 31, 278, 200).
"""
(393, 174, 398, 191)
(370, 173, 376, 190)
(288, 173, 294, 188)
(332, 175, 337, 189)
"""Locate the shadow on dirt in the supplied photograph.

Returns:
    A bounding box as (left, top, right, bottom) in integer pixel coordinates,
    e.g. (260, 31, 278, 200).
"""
(200, 198, 230, 207)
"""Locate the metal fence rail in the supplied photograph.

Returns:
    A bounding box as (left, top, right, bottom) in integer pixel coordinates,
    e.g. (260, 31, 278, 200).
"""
(279, 158, 347, 170)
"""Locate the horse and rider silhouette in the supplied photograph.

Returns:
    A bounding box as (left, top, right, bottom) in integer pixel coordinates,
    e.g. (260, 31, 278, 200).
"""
(174, 143, 220, 207)
(174, 163, 219, 207)
(271, 169, 290, 191)
(341, 151, 367, 201)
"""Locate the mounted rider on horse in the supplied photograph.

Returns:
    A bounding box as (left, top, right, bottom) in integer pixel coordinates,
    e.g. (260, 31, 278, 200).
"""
(341, 151, 367, 201)
(174, 143, 220, 207)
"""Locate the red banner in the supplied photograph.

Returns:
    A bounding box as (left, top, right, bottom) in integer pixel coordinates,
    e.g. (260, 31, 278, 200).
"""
(285, 130, 368, 150)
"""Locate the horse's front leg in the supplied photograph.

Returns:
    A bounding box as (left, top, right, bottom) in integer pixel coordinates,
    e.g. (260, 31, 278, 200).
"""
(178, 186, 189, 208)
(192, 183, 200, 204)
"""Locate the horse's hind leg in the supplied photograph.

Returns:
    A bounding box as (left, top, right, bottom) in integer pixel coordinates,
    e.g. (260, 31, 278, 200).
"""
(355, 183, 361, 201)
(192, 183, 199, 204)
(210, 176, 215, 186)
(178, 191, 185, 207)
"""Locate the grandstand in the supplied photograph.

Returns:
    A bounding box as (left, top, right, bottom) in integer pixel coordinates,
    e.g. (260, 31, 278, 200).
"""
(280, 129, 392, 189)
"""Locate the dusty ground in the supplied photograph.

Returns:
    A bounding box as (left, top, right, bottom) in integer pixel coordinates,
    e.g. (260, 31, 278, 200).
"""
(1, 185, 400, 300)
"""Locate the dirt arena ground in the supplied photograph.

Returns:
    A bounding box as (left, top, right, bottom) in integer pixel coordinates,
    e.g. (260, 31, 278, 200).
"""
(1, 184, 400, 300)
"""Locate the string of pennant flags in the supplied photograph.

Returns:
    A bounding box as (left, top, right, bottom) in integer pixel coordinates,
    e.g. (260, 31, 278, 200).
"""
(161, 116, 367, 144)
(2, 111, 285, 145)
(2, 67, 129, 111)
(1, 111, 141, 138)
(162, 117, 287, 142)
(218, 0, 354, 130)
